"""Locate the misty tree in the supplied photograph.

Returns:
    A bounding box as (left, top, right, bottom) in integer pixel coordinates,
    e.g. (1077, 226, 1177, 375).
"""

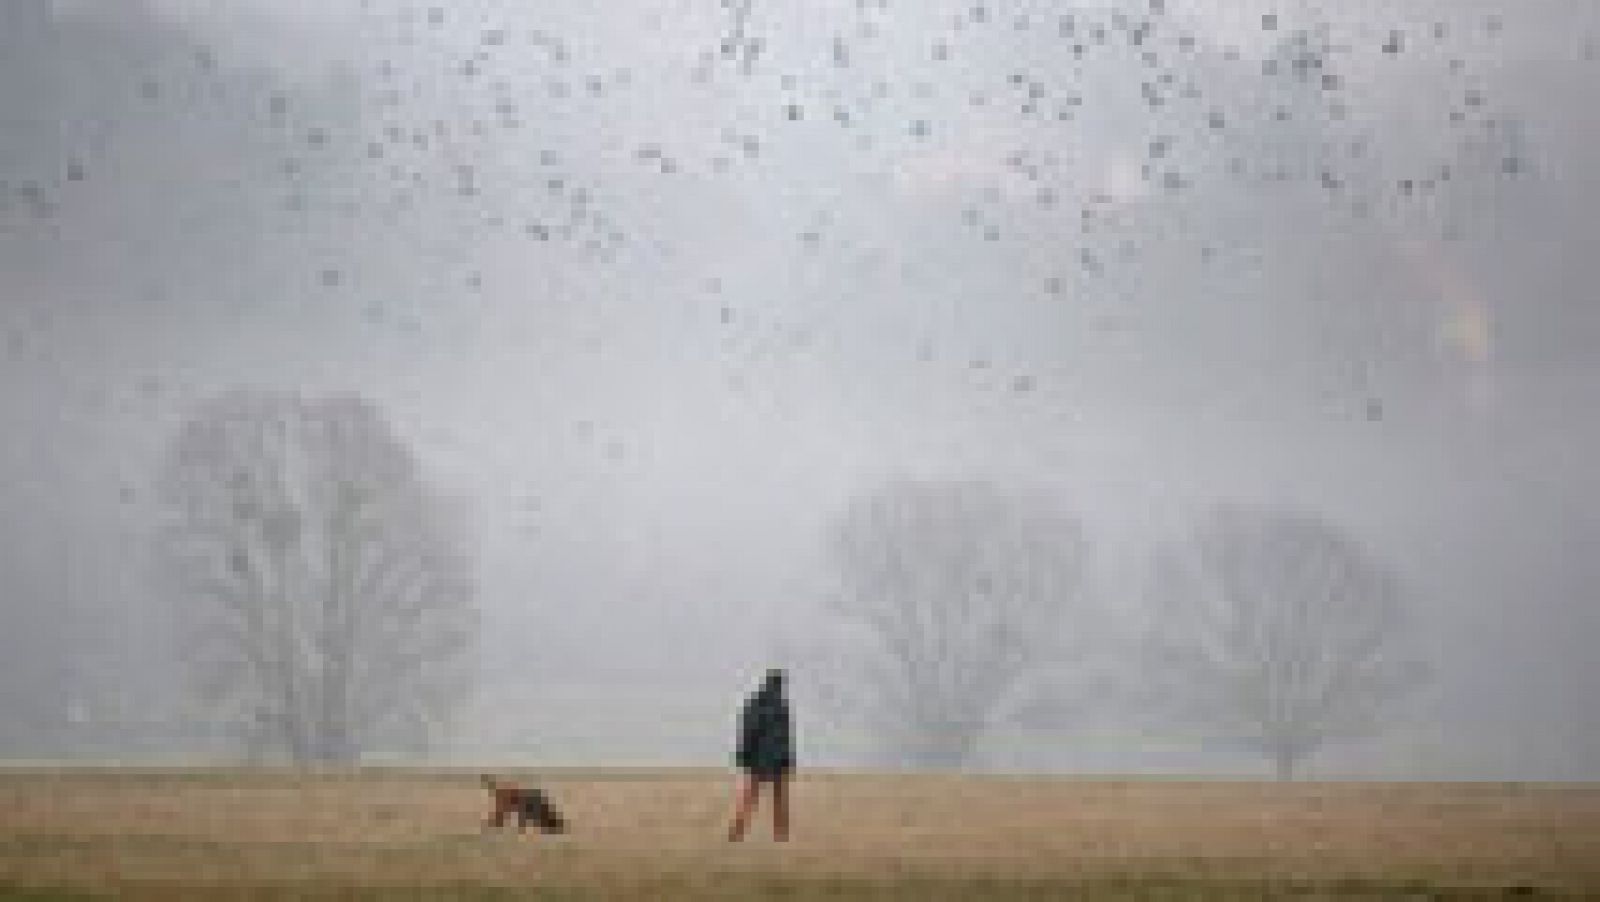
(821, 478, 1088, 769)
(156, 390, 476, 764)
(1139, 505, 1428, 780)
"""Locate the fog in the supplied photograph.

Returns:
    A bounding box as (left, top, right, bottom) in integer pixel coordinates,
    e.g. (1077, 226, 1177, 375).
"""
(2, 0, 1596, 778)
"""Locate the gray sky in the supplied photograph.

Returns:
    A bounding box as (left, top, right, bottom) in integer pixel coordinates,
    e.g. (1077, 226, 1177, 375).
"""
(2, 0, 1597, 776)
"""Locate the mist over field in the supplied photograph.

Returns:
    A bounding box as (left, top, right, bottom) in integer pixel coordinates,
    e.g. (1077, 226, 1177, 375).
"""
(3, 0, 1597, 780)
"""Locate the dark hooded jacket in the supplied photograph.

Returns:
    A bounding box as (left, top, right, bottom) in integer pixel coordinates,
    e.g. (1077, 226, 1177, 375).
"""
(735, 676, 793, 778)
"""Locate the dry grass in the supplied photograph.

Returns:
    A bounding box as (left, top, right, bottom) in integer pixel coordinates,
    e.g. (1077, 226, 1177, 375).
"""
(0, 769, 1596, 899)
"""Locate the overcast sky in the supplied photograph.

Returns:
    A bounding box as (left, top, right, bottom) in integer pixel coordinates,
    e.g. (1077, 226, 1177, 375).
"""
(2, 0, 1597, 776)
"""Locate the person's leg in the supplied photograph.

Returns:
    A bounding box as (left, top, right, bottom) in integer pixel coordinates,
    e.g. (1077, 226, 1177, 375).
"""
(727, 774, 761, 841)
(772, 775, 789, 841)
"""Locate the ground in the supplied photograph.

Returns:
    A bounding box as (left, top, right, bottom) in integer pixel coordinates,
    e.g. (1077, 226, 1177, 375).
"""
(0, 770, 1596, 899)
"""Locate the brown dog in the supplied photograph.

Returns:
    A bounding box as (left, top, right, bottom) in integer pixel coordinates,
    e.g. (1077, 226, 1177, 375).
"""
(481, 775, 568, 835)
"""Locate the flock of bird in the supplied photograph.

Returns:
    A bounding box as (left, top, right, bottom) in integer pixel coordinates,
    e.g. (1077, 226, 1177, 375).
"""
(0, 0, 1565, 493)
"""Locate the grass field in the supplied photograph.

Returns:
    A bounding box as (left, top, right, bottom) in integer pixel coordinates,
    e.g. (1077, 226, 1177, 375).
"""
(0, 770, 1595, 899)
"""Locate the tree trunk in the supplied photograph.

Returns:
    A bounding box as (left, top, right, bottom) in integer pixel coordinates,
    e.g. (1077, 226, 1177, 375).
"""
(1272, 747, 1299, 781)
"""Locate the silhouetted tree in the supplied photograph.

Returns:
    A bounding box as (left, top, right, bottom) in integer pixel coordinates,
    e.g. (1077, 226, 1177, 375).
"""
(1139, 505, 1428, 779)
(821, 478, 1088, 769)
(156, 390, 476, 764)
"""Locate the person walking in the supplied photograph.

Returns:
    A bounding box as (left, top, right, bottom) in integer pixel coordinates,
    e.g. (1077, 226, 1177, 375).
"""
(727, 668, 793, 841)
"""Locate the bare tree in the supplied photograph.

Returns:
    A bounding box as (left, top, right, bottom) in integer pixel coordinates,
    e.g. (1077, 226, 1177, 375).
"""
(820, 478, 1089, 769)
(156, 390, 476, 764)
(1139, 505, 1428, 780)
